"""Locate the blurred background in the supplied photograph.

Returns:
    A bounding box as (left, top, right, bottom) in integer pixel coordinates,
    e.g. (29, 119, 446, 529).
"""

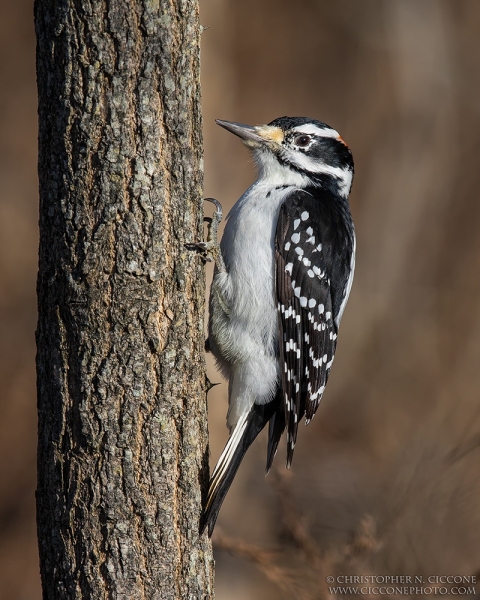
(2, 0, 480, 598)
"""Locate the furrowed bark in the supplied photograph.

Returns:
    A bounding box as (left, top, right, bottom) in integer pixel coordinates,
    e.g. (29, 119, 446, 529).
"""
(35, 1, 214, 598)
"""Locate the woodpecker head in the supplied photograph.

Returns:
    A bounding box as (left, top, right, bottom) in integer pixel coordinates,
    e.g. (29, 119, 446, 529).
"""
(216, 116, 354, 198)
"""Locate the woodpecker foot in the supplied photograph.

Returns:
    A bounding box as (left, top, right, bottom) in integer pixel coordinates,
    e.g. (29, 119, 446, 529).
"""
(186, 198, 226, 272)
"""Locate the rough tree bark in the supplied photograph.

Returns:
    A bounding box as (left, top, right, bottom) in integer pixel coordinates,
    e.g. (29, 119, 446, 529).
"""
(35, 1, 214, 598)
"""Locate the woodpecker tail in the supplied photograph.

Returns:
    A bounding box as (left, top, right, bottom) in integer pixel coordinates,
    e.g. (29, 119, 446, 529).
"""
(201, 399, 279, 536)
(266, 400, 286, 472)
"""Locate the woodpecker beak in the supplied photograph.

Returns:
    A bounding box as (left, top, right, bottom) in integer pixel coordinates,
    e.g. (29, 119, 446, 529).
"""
(216, 119, 284, 148)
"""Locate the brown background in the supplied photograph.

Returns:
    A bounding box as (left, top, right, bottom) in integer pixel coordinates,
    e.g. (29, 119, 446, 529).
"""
(2, 1, 480, 598)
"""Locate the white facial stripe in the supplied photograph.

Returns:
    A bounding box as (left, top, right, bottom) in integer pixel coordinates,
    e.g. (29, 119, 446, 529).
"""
(292, 124, 340, 139)
(254, 150, 311, 188)
(283, 150, 353, 197)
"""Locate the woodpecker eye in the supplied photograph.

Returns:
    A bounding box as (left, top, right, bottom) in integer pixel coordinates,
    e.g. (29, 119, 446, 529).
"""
(294, 134, 311, 147)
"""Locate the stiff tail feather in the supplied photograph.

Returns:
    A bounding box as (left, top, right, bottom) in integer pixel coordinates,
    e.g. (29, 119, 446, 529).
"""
(201, 399, 279, 536)
(266, 399, 286, 472)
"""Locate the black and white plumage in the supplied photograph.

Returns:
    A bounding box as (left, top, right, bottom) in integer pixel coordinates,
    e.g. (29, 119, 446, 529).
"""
(201, 116, 355, 536)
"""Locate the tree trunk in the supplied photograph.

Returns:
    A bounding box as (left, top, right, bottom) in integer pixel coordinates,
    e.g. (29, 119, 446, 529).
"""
(35, 1, 214, 598)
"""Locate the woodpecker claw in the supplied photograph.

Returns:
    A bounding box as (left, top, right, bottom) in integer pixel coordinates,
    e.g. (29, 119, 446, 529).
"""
(186, 198, 226, 272)
(186, 241, 211, 261)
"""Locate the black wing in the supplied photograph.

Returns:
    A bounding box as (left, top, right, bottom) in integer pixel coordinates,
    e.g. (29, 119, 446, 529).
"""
(274, 188, 354, 466)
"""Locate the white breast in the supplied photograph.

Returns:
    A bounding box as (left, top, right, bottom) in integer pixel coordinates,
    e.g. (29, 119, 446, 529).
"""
(211, 154, 311, 426)
(221, 152, 311, 322)
(221, 181, 284, 341)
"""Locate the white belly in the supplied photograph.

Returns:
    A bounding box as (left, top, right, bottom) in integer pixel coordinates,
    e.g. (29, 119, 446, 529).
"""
(209, 180, 293, 427)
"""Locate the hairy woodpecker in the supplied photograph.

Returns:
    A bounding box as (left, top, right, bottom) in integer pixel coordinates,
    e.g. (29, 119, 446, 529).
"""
(195, 116, 355, 536)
